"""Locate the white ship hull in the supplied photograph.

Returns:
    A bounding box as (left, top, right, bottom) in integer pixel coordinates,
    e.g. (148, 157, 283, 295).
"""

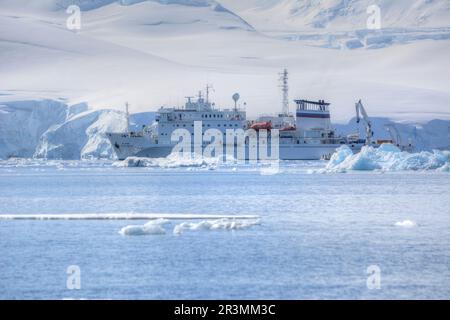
(107, 86, 358, 161)
(108, 133, 341, 161)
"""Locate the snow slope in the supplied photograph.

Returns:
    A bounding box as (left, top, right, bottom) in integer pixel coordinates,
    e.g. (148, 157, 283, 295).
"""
(220, 0, 450, 50)
(220, 0, 450, 31)
(0, 0, 449, 124)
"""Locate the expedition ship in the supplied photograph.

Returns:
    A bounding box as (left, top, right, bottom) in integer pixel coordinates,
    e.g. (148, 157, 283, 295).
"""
(107, 72, 366, 161)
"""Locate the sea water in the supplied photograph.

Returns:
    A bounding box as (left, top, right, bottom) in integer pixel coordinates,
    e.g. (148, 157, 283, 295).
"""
(0, 159, 449, 299)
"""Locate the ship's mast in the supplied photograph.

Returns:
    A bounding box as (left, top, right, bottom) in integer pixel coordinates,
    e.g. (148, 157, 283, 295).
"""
(125, 102, 130, 134)
(205, 84, 213, 104)
(279, 68, 289, 116)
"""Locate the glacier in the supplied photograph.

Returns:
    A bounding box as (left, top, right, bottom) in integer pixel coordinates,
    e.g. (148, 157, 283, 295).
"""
(0, 99, 131, 160)
(0, 100, 67, 159)
(34, 108, 127, 160)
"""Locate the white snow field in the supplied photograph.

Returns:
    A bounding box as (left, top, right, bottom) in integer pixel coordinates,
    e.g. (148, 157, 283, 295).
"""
(0, 0, 449, 119)
(221, 0, 450, 31)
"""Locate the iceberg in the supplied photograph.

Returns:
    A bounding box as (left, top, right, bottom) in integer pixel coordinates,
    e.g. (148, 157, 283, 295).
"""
(0, 213, 260, 220)
(118, 217, 261, 236)
(325, 144, 450, 172)
(173, 218, 261, 235)
(115, 153, 220, 169)
(327, 145, 354, 167)
(119, 219, 170, 236)
(395, 220, 417, 228)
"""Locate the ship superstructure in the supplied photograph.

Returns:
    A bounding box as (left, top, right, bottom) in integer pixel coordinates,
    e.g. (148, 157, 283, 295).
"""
(107, 72, 371, 161)
(107, 87, 246, 160)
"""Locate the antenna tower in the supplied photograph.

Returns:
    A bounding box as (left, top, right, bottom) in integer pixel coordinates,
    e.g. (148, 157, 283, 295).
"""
(279, 68, 289, 116)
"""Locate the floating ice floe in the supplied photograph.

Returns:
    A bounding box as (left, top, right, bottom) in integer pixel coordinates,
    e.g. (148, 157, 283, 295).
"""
(114, 153, 219, 169)
(173, 218, 261, 235)
(0, 213, 260, 221)
(119, 219, 170, 236)
(323, 144, 450, 172)
(0, 158, 113, 169)
(118, 218, 261, 236)
(394, 220, 417, 228)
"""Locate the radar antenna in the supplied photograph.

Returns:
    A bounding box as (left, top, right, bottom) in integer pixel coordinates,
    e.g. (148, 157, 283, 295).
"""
(232, 93, 240, 112)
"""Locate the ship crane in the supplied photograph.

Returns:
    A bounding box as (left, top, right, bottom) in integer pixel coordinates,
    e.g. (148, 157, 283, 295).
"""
(384, 124, 401, 147)
(384, 123, 415, 152)
(355, 99, 374, 145)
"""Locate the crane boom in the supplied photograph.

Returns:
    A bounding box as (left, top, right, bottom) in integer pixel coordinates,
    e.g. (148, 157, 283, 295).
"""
(384, 124, 402, 147)
(355, 99, 374, 145)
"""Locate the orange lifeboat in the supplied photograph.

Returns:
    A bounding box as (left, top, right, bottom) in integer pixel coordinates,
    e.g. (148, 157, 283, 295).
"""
(280, 125, 296, 131)
(250, 121, 272, 131)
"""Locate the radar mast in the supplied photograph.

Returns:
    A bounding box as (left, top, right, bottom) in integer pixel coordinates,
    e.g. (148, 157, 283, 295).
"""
(279, 68, 289, 116)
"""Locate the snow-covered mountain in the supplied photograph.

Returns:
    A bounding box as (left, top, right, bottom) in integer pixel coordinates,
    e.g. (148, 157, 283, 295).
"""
(220, 0, 450, 31)
(0, 0, 449, 135)
(334, 117, 450, 151)
(220, 0, 450, 49)
(0, 0, 255, 110)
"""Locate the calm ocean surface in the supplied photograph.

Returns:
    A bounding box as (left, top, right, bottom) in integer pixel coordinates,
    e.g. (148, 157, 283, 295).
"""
(0, 160, 449, 299)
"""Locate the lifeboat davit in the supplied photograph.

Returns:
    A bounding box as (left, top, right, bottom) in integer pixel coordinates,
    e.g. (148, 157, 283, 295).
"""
(250, 121, 272, 131)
